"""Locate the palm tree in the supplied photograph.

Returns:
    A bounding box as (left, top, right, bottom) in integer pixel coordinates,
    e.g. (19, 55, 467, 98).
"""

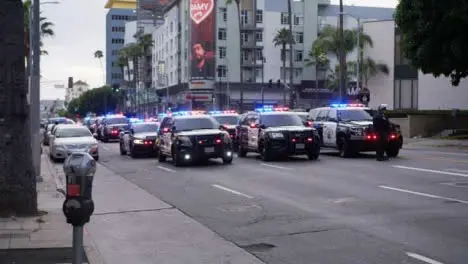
(326, 63, 355, 91)
(23, 0, 55, 58)
(94, 50, 104, 84)
(225, 0, 243, 111)
(357, 57, 390, 87)
(305, 45, 330, 92)
(134, 31, 154, 114)
(0, 0, 37, 216)
(273, 28, 294, 105)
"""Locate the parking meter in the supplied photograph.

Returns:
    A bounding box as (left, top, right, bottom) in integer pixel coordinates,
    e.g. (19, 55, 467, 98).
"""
(62, 152, 96, 226)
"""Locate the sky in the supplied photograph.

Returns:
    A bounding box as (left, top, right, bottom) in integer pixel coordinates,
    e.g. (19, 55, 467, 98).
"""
(39, 0, 397, 100)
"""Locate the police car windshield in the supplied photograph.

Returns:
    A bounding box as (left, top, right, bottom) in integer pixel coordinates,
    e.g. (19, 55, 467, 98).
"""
(261, 114, 303, 127)
(55, 128, 92, 138)
(133, 123, 159, 133)
(174, 117, 218, 131)
(106, 117, 128, 124)
(213, 116, 238, 125)
(338, 109, 373, 121)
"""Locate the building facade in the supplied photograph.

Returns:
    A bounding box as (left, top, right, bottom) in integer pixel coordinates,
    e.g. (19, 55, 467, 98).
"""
(65, 81, 90, 103)
(105, 8, 137, 88)
(363, 20, 468, 110)
(148, 0, 393, 110)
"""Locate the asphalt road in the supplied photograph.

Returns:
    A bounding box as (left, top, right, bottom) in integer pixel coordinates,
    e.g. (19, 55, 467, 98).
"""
(98, 142, 468, 264)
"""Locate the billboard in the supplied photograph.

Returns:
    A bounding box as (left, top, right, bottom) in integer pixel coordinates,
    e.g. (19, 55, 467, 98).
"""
(189, 0, 216, 89)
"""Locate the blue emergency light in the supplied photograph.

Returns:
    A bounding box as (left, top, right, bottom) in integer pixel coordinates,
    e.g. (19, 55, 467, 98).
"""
(330, 103, 365, 108)
(129, 118, 143, 123)
(172, 111, 206, 116)
(208, 110, 237, 114)
(255, 106, 289, 112)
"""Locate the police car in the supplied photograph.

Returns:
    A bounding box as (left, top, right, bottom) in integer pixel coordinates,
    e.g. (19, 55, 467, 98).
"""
(310, 103, 403, 158)
(208, 110, 239, 149)
(119, 120, 159, 158)
(157, 111, 234, 166)
(237, 106, 321, 161)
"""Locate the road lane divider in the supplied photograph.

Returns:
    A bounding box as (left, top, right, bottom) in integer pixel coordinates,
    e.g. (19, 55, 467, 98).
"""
(406, 252, 444, 264)
(446, 168, 468, 173)
(157, 166, 176, 172)
(211, 184, 254, 199)
(392, 165, 468, 178)
(379, 185, 468, 205)
(261, 163, 292, 170)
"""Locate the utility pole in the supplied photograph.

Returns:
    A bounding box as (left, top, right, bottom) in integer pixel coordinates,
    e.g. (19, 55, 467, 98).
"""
(338, 0, 346, 102)
(287, 0, 294, 108)
(261, 57, 265, 106)
(31, 0, 41, 182)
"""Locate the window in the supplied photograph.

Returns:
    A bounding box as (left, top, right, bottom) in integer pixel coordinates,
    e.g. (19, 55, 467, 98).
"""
(218, 28, 227, 40)
(394, 79, 418, 109)
(255, 31, 263, 42)
(241, 32, 248, 44)
(170, 22, 173, 32)
(256, 10, 263, 23)
(281, 13, 289, 25)
(241, 10, 248, 25)
(295, 32, 303, 43)
(219, 7, 227, 21)
(111, 38, 124, 44)
(294, 15, 303, 25)
(295, 50, 303, 61)
(219, 47, 226, 58)
(395, 34, 411, 65)
(256, 49, 263, 60)
(255, 68, 262, 78)
(242, 50, 249, 61)
(295, 68, 302, 77)
(217, 65, 227, 77)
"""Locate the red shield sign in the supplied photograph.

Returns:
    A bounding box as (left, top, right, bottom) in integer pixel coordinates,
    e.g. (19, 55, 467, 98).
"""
(190, 0, 214, 25)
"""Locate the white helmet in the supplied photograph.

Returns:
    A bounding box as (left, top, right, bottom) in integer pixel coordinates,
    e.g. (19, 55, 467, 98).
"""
(377, 104, 388, 112)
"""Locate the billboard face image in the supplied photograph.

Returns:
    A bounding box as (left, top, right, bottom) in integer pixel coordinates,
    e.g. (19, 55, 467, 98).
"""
(190, 0, 216, 83)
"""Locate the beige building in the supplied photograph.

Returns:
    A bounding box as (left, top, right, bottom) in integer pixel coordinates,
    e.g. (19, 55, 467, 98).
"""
(363, 20, 468, 110)
(65, 80, 90, 103)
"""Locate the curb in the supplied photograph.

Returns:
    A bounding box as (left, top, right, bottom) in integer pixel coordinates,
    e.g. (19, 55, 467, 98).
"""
(42, 147, 66, 196)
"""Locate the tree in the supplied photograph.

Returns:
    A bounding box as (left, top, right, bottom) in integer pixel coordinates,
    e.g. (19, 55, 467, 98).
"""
(23, 0, 54, 59)
(94, 50, 104, 84)
(225, 0, 243, 112)
(67, 86, 118, 116)
(313, 25, 388, 90)
(273, 28, 294, 105)
(0, 0, 37, 216)
(305, 44, 330, 91)
(326, 63, 355, 91)
(395, 0, 468, 86)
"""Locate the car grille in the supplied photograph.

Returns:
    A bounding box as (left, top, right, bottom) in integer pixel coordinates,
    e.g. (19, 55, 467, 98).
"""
(66, 144, 89, 149)
(195, 135, 218, 145)
(145, 136, 157, 140)
(287, 131, 309, 141)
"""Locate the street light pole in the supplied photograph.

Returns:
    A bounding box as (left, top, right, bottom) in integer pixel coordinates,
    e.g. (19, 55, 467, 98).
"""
(338, 0, 345, 102)
(261, 57, 265, 106)
(31, 0, 41, 182)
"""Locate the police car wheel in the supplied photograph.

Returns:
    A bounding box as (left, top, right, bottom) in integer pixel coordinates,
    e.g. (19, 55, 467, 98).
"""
(307, 153, 319, 160)
(339, 138, 354, 158)
(386, 147, 399, 157)
(238, 144, 247, 157)
(158, 149, 166, 162)
(223, 157, 233, 164)
(172, 150, 182, 166)
(261, 144, 272, 161)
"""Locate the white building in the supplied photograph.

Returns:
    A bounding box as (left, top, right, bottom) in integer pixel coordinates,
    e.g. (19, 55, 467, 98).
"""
(138, 0, 393, 109)
(363, 20, 468, 110)
(65, 80, 90, 103)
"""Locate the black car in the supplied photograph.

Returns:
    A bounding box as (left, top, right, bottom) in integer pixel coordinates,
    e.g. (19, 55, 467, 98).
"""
(157, 113, 234, 166)
(237, 108, 320, 161)
(119, 121, 159, 157)
(209, 111, 239, 150)
(99, 115, 129, 142)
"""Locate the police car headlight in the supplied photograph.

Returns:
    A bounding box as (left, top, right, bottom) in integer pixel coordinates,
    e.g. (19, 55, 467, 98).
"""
(177, 136, 192, 147)
(269, 132, 284, 139)
(133, 139, 144, 144)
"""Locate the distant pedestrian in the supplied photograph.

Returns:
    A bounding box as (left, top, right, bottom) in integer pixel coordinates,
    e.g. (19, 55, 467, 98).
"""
(373, 104, 390, 161)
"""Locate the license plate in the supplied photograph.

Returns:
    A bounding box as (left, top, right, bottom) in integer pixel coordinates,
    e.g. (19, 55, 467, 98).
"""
(296, 143, 305, 149)
(205, 147, 215, 153)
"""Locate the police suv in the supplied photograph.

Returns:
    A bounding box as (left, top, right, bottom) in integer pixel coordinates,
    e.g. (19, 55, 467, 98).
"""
(208, 110, 240, 150)
(119, 120, 159, 158)
(157, 111, 234, 166)
(310, 103, 403, 157)
(98, 114, 129, 142)
(236, 106, 321, 161)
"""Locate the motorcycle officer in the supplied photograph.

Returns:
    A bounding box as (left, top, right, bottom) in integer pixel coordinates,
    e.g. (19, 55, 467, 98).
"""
(373, 104, 390, 161)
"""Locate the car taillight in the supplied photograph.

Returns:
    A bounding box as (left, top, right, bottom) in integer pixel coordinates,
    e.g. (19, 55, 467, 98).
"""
(215, 139, 222, 144)
(366, 134, 377, 140)
(307, 121, 313, 127)
(307, 137, 313, 142)
(112, 130, 118, 134)
(144, 140, 153, 145)
(390, 134, 397, 139)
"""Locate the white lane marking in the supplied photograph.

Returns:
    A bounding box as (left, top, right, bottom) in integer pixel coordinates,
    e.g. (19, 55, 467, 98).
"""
(212, 184, 254, 199)
(393, 165, 468, 178)
(261, 163, 292, 170)
(157, 166, 176, 172)
(406, 252, 444, 264)
(446, 168, 468, 173)
(379, 185, 468, 205)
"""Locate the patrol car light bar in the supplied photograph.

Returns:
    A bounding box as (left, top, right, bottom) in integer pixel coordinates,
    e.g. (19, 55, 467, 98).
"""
(171, 111, 206, 116)
(330, 103, 365, 108)
(208, 110, 238, 114)
(129, 118, 143, 123)
(255, 105, 289, 112)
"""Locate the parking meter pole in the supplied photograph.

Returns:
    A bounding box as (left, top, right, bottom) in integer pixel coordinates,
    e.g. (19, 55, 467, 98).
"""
(73, 226, 84, 264)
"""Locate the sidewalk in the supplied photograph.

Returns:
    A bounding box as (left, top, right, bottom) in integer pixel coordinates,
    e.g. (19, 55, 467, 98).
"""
(50, 149, 263, 263)
(403, 138, 468, 151)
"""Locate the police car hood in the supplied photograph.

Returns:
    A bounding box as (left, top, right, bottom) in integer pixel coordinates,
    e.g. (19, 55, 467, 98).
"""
(175, 129, 224, 137)
(265, 126, 314, 132)
(133, 132, 158, 139)
(341, 120, 373, 127)
(108, 123, 128, 129)
(55, 136, 97, 145)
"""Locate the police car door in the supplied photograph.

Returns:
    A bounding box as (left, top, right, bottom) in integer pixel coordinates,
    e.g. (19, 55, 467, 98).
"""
(247, 114, 259, 149)
(322, 109, 338, 147)
(159, 117, 172, 154)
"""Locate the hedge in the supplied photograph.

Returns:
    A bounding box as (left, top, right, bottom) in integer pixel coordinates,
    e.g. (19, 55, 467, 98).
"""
(385, 110, 468, 118)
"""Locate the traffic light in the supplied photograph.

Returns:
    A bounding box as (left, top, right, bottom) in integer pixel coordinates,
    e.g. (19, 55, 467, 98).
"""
(268, 79, 272, 88)
(277, 79, 281, 88)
